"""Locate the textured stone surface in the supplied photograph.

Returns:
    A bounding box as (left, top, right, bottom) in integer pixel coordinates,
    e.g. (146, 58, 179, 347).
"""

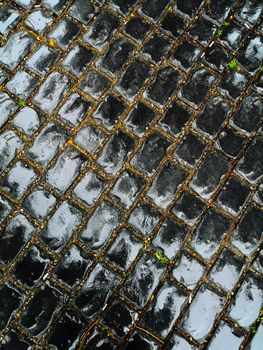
(0, 1, 262, 349)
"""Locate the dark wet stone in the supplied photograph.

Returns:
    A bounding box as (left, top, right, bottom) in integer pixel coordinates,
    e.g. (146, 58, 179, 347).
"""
(142, 34, 171, 64)
(125, 102, 156, 136)
(41, 201, 82, 251)
(181, 68, 216, 108)
(0, 93, 17, 128)
(47, 311, 85, 349)
(173, 253, 205, 290)
(208, 322, 244, 350)
(80, 201, 121, 251)
(239, 36, 263, 73)
(57, 92, 92, 127)
(230, 92, 263, 135)
(83, 329, 117, 350)
(43, 0, 68, 15)
(174, 133, 206, 167)
(253, 251, 263, 274)
(12, 107, 40, 136)
(128, 203, 161, 236)
(182, 285, 225, 341)
(26, 45, 58, 76)
(2, 161, 37, 199)
(146, 67, 181, 107)
(204, 0, 236, 26)
(174, 0, 203, 18)
(231, 205, 263, 256)
(106, 229, 143, 270)
(122, 253, 165, 308)
(220, 21, 247, 51)
(45, 148, 87, 193)
(236, 139, 263, 184)
(209, 248, 244, 291)
(191, 209, 231, 260)
(92, 95, 126, 130)
(54, 245, 92, 287)
(83, 11, 119, 49)
(254, 73, 263, 94)
(171, 40, 201, 71)
(189, 17, 216, 45)
(6, 70, 37, 100)
(48, 17, 80, 49)
(194, 96, 231, 137)
(116, 60, 151, 101)
(124, 332, 158, 350)
(153, 219, 188, 259)
(25, 9, 53, 34)
(147, 161, 186, 209)
(161, 12, 186, 37)
(33, 72, 72, 114)
(164, 333, 197, 350)
(132, 131, 171, 176)
(0, 284, 23, 331)
(0, 68, 6, 84)
(13, 246, 50, 287)
(140, 0, 171, 22)
(0, 31, 34, 70)
(0, 214, 35, 265)
(26, 123, 69, 167)
(97, 131, 135, 174)
(103, 300, 136, 337)
(204, 44, 229, 72)
(219, 71, 248, 100)
(215, 128, 245, 158)
(110, 0, 138, 15)
(190, 153, 229, 199)
(79, 70, 110, 99)
(99, 38, 134, 76)
(237, 0, 263, 25)
(173, 191, 205, 226)
(124, 16, 151, 42)
(75, 264, 120, 317)
(0, 196, 12, 224)
(229, 272, 263, 328)
(0, 4, 20, 36)
(63, 44, 94, 77)
(0, 130, 23, 172)
(110, 170, 145, 208)
(0, 331, 32, 350)
(20, 283, 64, 336)
(253, 185, 263, 207)
(142, 281, 187, 338)
(216, 177, 250, 216)
(73, 170, 107, 206)
(69, 0, 98, 24)
(74, 124, 105, 154)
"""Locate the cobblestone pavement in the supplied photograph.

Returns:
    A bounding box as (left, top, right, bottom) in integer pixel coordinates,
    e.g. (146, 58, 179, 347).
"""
(0, 0, 263, 349)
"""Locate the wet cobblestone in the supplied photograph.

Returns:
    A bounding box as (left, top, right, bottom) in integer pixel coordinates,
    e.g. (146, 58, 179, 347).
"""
(0, 0, 262, 349)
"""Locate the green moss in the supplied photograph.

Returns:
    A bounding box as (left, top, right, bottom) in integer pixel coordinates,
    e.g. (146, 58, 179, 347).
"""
(216, 28, 223, 37)
(18, 99, 26, 107)
(154, 251, 169, 264)
(227, 58, 240, 70)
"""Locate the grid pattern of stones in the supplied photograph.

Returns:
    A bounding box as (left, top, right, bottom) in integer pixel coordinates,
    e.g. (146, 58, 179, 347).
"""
(0, 0, 262, 349)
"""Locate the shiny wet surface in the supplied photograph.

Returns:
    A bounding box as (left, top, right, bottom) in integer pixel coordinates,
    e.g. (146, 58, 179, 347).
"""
(0, 0, 262, 349)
